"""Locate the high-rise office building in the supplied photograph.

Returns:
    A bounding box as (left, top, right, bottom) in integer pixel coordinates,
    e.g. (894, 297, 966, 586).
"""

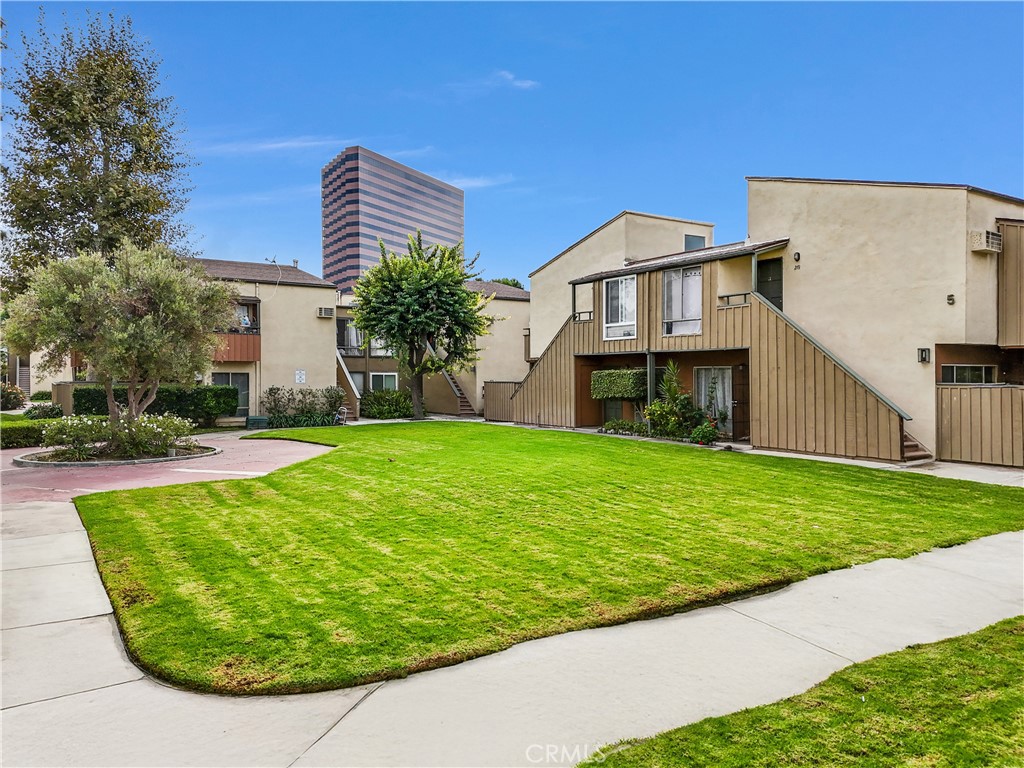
(322, 146, 465, 293)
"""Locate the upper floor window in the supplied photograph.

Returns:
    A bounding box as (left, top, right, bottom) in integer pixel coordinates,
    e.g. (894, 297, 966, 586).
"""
(233, 302, 259, 334)
(663, 267, 702, 335)
(684, 234, 706, 251)
(940, 365, 996, 384)
(604, 276, 637, 340)
(337, 317, 363, 354)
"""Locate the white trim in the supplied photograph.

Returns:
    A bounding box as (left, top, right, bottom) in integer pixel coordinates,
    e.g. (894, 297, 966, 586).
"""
(370, 372, 399, 391)
(603, 275, 637, 341)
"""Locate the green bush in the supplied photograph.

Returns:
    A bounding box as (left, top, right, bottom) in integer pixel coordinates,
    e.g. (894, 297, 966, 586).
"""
(41, 416, 113, 461)
(600, 419, 649, 436)
(263, 386, 348, 428)
(72, 385, 238, 426)
(590, 368, 647, 401)
(30, 389, 53, 402)
(644, 400, 685, 438)
(690, 420, 720, 445)
(0, 418, 61, 448)
(24, 403, 64, 420)
(1, 383, 27, 410)
(109, 414, 196, 458)
(361, 389, 414, 420)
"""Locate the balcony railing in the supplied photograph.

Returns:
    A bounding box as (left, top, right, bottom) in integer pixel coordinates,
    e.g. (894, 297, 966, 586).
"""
(337, 345, 362, 357)
(718, 293, 751, 307)
(215, 332, 261, 362)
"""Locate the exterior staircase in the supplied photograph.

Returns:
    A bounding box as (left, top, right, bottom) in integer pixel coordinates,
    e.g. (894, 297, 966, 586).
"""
(903, 433, 933, 462)
(442, 370, 478, 417)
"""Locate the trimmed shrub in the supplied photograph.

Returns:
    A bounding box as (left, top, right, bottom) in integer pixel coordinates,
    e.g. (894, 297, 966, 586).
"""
(24, 403, 64, 420)
(1, 383, 27, 410)
(41, 417, 113, 461)
(72, 385, 239, 426)
(599, 419, 649, 437)
(263, 386, 348, 428)
(590, 369, 647, 401)
(109, 414, 196, 458)
(0, 418, 61, 448)
(644, 400, 685, 438)
(30, 390, 53, 402)
(361, 389, 414, 420)
(690, 420, 720, 445)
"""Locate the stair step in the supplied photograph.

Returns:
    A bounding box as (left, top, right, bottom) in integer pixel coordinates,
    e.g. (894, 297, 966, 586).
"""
(904, 450, 932, 461)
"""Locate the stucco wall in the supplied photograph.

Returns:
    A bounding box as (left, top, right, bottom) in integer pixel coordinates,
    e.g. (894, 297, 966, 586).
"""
(528, 213, 714, 358)
(747, 179, 1023, 453)
(208, 280, 338, 415)
(474, 297, 531, 407)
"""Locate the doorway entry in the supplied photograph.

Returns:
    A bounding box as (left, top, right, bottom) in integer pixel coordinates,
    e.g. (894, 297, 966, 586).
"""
(757, 258, 784, 310)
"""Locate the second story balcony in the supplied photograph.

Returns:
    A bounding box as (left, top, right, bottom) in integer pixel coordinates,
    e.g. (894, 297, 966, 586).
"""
(215, 329, 261, 362)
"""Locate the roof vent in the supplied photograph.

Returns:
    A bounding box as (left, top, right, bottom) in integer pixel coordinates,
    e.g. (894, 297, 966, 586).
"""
(317, 307, 335, 319)
(970, 230, 1002, 254)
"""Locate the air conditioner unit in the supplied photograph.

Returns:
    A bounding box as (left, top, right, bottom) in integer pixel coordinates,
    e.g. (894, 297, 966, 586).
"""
(317, 307, 335, 319)
(969, 230, 1002, 254)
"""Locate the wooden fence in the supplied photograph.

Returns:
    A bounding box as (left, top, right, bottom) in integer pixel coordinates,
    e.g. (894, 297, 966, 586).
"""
(936, 386, 1024, 467)
(483, 381, 519, 422)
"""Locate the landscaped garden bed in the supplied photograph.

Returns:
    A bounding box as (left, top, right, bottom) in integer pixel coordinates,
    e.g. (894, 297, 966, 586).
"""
(584, 616, 1024, 767)
(74, 422, 1024, 694)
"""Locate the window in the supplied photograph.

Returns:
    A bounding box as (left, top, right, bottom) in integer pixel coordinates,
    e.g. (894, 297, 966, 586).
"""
(604, 276, 637, 340)
(603, 399, 623, 422)
(350, 372, 365, 394)
(336, 318, 363, 355)
(684, 234, 706, 252)
(663, 267, 702, 335)
(370, 372, 398, 391)
(233, 303, 259, 334)
(694, 367, 732, 425)
(369, 338, 392, 357)
(940, 365, 996, 384)
(211, 372, 250, 417)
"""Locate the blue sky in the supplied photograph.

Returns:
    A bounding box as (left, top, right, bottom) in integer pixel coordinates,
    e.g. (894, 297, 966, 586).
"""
(4, 2, 1023, 286)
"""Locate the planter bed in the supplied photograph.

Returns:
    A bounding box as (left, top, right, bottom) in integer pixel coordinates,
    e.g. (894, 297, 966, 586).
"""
(13, 445, 221, 468)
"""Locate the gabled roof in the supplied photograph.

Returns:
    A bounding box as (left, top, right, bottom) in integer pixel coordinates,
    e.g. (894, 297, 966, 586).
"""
(466, 280, 530, 302)
(528, 210, 715, 278)
(570, 238, 789, 285)
(193, 257, 336, 288)
(746, 177, 1024, 206)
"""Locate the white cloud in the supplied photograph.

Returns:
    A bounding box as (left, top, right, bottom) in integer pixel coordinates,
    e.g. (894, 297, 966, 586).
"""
(439, 173, 515, 190)
(188, 184, 321, 210)
(197, 136, 354, 156)
(494, 70, 540, 90)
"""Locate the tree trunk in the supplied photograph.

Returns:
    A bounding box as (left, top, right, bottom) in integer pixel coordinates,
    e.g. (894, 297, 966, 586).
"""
(102, 377, 121, 430)
(410, 372, 425, 420)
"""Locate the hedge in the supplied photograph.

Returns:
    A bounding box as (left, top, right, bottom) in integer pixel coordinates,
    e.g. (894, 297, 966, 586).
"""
(0, 418, 59, 449)
(30, 390, 53, 402)
(72, 385, 239, 426)
(361, 389, 414, 419)
(590, 368, 648, 400)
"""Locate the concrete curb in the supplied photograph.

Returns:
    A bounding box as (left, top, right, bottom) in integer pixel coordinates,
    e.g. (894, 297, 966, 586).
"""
(12, 446, 222, 468)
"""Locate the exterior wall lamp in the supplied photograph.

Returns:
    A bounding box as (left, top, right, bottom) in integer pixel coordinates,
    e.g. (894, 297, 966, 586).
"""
(918, 348, 931, 363)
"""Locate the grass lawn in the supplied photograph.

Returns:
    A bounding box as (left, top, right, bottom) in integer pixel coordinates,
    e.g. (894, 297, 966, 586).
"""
(0, 413, 28, 423)
(586, 616, 1024, 767)
(74, 422, 1024, 694)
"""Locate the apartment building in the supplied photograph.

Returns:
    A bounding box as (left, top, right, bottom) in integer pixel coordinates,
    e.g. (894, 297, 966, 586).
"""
(335, 279, 531, 418)
(485, 178, 1024, 468)
(322, 146, 465, 293)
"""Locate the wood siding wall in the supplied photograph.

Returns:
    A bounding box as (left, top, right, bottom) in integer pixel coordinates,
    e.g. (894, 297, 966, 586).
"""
(936, 386, 1024, 467)
(215, 333, 261, 362)
(577, 261, 751, 355)
(749, 295, 905, 461)
(483, 381, 519, 422)
(998, 221, 1024, 348)
(511, 316, 577, 427)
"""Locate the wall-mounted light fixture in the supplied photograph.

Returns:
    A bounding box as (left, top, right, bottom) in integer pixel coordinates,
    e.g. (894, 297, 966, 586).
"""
(947, 294, 956, 305)
(917, 348, 931, 363)
(793, 252, 801, 262)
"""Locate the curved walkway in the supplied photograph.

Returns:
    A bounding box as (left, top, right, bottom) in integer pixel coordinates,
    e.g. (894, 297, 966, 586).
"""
(1, 433, 1021, 767)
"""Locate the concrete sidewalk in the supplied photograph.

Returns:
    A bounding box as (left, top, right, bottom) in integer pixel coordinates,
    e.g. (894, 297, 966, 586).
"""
(2, 491, 1020, 766)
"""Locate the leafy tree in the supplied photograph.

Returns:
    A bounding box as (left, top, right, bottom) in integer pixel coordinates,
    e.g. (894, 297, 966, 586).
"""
(2, 242, 235, 449)
(490, 277, 524, 290)
(353, 232, 493, 419)
(1, 10, 191, 297)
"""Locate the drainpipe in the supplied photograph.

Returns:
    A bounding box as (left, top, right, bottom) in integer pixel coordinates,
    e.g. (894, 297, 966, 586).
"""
(646, 350, 655, 420)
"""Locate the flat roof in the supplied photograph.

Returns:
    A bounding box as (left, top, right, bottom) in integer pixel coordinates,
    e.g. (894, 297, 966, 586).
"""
(746, 176, 1024, 206)
(528, 210, 715, 278)
(570, 238, 789, 285)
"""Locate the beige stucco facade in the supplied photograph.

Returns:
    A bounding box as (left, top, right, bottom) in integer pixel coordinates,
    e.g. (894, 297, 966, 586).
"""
(473, 296, 531, 408)
(203, 281, 338, 417)
(528, 212, 714, 358)
(747, 178, 1024, 453)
